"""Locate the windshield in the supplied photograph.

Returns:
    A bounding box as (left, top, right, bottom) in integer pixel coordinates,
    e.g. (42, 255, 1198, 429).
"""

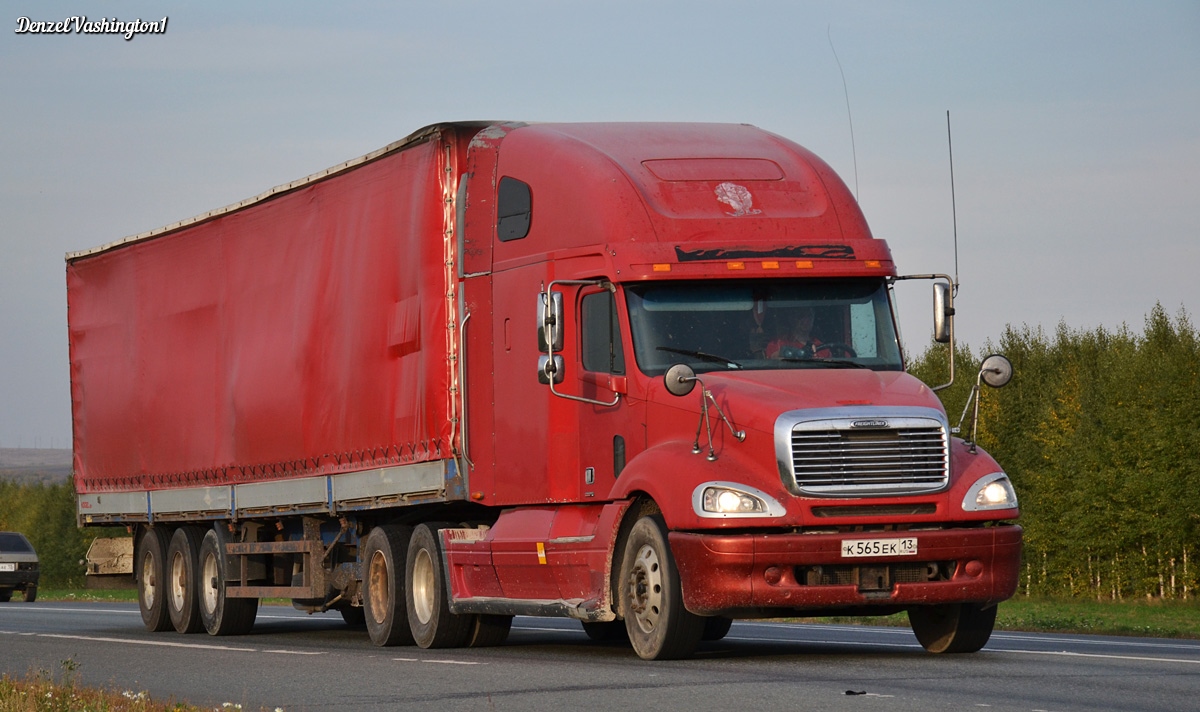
(624, 278, 903, 375)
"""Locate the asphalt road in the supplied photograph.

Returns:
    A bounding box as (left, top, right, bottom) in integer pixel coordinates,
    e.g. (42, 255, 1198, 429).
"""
(2, 602, 1198, 711)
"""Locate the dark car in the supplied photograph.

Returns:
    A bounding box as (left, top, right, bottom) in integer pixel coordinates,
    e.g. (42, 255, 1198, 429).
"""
(0, 531, 39, 602)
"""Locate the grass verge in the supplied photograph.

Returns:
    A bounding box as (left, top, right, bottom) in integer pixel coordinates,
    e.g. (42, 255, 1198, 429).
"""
(0, 658, 278, 711)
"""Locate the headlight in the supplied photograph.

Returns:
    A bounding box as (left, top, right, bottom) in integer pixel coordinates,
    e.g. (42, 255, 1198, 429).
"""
(962, 473, 1018, 511)
(693, 482, 785, 518)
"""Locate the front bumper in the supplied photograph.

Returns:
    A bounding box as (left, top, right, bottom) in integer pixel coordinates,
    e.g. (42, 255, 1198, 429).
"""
(670, 525, 1021, 615)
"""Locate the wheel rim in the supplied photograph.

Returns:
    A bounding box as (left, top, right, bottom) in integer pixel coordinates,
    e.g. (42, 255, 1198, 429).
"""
(412, 547, 435, 625)
(170, 551, 186, 610)
(141, 550, 158, 609)
(627, 543, 663, 634)
(200, 550, 219, 615)
(367, 550, 389, 625)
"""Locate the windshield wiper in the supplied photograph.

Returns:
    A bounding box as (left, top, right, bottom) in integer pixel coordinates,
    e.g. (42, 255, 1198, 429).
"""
(656, 346, 742, 369)
(780, 357, 869, 369)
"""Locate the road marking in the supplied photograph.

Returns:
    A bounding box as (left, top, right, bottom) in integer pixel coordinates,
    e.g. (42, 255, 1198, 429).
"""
(999, 649, 1200, 666)
(4, 631, 257, 652)
(262, 649, 325, 655)
(391, 657, 485, 665)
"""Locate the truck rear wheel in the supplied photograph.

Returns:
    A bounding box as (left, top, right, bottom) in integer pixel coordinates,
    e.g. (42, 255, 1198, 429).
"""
(167, 526, 205, 634)
(466, 614, 512, 647)
(908, 602, 997, 653)
(136, 527, 172, 632)
(582, 620, 629, 642)
(620, 515, 704, 660)
(702, 616, 733, 641)
(198, 528, 257, 636)
(406, 523, 472, 648)
(363, 525, 415, 646)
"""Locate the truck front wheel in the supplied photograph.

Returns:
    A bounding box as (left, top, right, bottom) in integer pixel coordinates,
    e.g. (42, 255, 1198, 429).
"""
(363, 524, 415, 646)
(406, 523, 472, 648)
(198, 528, 257, 636)
(620, 515, 704, 660)
(136, 527, 172, 632)
(908, 602, 997, 653)
(166, 526, 205, 634)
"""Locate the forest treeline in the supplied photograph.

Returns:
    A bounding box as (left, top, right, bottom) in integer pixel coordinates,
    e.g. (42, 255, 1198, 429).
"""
(910, 303, 1199, 600)
(3, 305, 1197, 595)
(0, 480, 121, 587)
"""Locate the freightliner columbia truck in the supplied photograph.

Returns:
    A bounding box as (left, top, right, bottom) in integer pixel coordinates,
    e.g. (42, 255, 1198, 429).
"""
(67, 122, 1021, 660)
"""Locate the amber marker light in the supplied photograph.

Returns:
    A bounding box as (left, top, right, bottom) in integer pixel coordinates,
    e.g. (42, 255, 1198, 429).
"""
(864, 260, 882, 268)
(795, 260, 813, 269)
(652, 263, 672, 272)
(727, 262, 746, 270)
(761, 261, 779, 269)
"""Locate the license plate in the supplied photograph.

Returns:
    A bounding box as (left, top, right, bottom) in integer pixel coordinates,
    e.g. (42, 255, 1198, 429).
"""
(0, 563, 14, 572)
(841, 537, 917, 558)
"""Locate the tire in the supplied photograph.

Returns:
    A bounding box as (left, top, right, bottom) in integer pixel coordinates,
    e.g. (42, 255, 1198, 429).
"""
(0, 588, 11, 603)
(198, 528, 258, 636)
(340, 605, 366, 627)
(167, 526, 206, 634)
(619, 515, 704, 660)
(467, 615, 512, 647)
(908, 602, 997, 653)
(363, 525, 415, 646)
(136, 527, 173, 632)
(22, 585, 37, 603)
(581, 620, 629, 642)
(701, 616, 733, 642)
(406, 523, 472, 649)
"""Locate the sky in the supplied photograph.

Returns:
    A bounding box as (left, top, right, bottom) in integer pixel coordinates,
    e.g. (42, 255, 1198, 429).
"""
(1, 1, 1197, 449)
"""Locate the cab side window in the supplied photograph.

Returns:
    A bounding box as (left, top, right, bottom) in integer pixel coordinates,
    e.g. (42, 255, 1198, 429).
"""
(581, 291, 625, 374)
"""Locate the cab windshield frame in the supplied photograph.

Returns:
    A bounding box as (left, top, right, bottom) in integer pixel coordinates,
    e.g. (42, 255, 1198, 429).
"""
(623, 277, 904, 377)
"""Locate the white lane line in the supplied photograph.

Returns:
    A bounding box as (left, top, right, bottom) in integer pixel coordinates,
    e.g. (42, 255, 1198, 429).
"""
(0, 606, 138, 615)
(261, 649, 326, 655)
(991, 632, 1200, 652)
(998, 649, 1200, 666)
(14, 631, 257, 652)
(391, 657, 486, 665)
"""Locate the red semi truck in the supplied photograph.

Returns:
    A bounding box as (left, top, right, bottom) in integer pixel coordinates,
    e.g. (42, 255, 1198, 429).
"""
(67, 121, 1021, 660)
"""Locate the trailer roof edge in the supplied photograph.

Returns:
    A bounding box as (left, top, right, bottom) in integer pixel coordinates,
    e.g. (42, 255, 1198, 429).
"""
(65, 122, 492, 263)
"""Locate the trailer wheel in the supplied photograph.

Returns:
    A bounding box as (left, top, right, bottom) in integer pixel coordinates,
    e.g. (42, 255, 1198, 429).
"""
(701, 616, 733, 641)
(620, 515, 704, 660)
(198, 528, 257, 636)
(166, 527, 205, 634)
(908, 602, 997, 653)
(363, 525, 415, 646)
(136, 527, 172, 632)
(406, 523, 472, 648)
(22, 585, 37, 603)
(582, 620, 629, 642)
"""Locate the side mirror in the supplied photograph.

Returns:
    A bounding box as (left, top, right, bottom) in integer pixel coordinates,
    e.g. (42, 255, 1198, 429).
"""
(979, 354, 1013, 389)
(933, 282, 954, 344)
(664, 363, 697, 397)
(538, 291, 563, 352)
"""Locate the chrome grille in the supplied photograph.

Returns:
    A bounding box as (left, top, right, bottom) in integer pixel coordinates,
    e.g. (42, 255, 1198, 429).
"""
(786, 416, 948, 496)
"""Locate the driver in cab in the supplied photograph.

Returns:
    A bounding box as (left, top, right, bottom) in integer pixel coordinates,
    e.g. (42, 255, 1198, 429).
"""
(765, 306, 832, 359)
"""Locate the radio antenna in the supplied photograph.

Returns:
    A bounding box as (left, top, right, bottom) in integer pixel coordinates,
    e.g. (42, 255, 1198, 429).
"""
(828, 26, 859, 201)
(946, 110, 960, 295)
